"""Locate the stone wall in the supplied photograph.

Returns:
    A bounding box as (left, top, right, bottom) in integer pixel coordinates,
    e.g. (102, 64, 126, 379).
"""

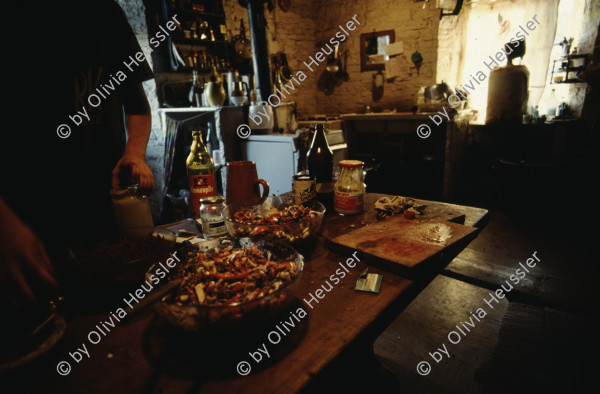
(223, 0, 319, 117)
(313, 0, 440, 114)
(223, 0, 440, 116)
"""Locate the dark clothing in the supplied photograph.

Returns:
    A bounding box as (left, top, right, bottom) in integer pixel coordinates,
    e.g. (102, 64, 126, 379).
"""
(2, 0, 153, 251)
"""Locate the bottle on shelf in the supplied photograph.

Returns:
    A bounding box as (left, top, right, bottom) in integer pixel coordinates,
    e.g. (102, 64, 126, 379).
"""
(417, 87, 425, 104)
(185, 49, 194, 68)
(210, 63, 221, 82)
(307, 124, 334, 210)
(227, 69, 235, 102)
(220, 24, 227, 41)
(192, 51, 199, 68)
(186, 130, 217, 217)
(188, 69, 203, 107)
(546, 88, 557, 117)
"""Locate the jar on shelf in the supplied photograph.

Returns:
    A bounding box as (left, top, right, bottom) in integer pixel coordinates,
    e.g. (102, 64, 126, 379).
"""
(334, 160, 365, 215)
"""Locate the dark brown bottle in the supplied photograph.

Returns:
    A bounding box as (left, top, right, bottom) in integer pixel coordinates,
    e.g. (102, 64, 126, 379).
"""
(188, 69, 203, 107)
(307, 124, 333, 210)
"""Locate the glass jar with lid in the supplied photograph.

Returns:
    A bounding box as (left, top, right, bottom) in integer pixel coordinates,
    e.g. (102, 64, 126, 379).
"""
(334, 160, 365, 215)
(110, 186, 154, 240)
(198, 195, 227, 238)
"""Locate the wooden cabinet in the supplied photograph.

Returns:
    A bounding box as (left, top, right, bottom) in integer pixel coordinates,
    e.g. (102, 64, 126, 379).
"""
(341, 113, 468, 201)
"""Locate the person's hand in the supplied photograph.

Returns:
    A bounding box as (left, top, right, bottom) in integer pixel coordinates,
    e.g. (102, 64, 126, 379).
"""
(0, 200, 57, 306)
(111, 154, 155, 195)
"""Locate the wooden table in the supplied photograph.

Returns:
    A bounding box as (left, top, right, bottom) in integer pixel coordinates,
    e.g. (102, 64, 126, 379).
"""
(11, 194, 488, 393)
(443, 211, 598, 317)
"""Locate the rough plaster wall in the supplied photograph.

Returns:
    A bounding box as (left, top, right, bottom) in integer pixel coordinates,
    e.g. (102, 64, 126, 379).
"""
(563, 0, 600, 117)
(437, 11, 469, 90)
(116, 0, 164, 219)
(436, 0, 600, 119)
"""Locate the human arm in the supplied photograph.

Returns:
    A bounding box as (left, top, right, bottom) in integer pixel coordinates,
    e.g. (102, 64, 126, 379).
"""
(111, 82, 155, 194)
(0, 198, 57, 305)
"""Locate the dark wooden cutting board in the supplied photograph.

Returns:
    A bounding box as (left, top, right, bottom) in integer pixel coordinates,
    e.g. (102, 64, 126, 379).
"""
(328, 214, 478, 275)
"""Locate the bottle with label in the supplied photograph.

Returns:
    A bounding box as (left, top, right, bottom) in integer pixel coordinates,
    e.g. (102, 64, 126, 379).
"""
(186, 130, 216, 217)
(307, 124, 334, 210)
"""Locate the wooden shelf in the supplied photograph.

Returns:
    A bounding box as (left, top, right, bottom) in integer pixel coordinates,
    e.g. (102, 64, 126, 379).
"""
(173, 37, 227, 46)
(170, 8, 225, 19)
(177, 66, 230, 73)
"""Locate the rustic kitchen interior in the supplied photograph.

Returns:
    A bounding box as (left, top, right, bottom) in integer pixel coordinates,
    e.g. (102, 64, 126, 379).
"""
(3, 0, 599, 392)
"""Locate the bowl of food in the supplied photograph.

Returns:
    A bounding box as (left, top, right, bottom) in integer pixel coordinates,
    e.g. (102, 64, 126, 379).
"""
(221, 196, 325, 246)
(151, 238, 304, 332)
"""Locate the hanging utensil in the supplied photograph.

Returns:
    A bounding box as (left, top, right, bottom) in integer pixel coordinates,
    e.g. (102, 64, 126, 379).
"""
(233, 20, 253, 61)
(318, 69, 336, 95)
(279, 53, 293, 81)
(411, 50, 423, 75)
(335, 47, 347, 84)
(342, 49, 349, 81)
(326, 45, 339, 73)
(272, 53, 281, 83)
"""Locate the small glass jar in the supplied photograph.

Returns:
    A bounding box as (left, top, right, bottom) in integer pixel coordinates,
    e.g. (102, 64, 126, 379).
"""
(334, 160, 365, 215)
(110, 186, 154, 240)
(199, 195, 227, 238)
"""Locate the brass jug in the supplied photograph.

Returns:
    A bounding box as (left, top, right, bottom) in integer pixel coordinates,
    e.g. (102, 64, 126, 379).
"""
(205, 81, 226, 107)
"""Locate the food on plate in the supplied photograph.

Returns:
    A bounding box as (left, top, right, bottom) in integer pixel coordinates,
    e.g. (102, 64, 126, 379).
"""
(403, 210, 416, 219)
(164, 243, 299, 306)
(374, 196, 426, 219)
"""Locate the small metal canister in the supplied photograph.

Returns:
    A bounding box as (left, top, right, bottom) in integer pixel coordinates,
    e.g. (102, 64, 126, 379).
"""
(292, 174, 316, 205)
(198, 195, 227, 238)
